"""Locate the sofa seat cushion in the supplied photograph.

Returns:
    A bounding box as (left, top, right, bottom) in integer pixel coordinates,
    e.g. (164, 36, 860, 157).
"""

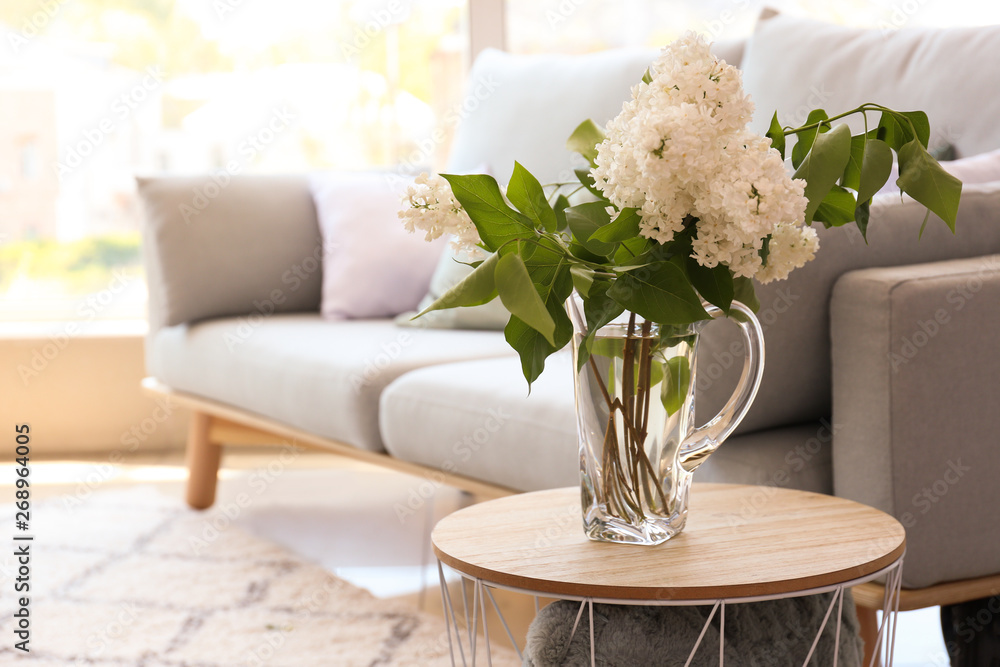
(148, 314, 514, 452)
(379, 353, 579, 492)
(694, 422, 834, 496)
(379, 354, 834, 495)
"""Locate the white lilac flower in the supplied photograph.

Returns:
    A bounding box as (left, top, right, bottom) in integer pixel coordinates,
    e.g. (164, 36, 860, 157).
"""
(399, 173, 483, 256)
(592, 32, 815, 283)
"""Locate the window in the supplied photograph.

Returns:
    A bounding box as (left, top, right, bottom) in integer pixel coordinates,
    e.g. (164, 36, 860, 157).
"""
(0, 0, 468, 322)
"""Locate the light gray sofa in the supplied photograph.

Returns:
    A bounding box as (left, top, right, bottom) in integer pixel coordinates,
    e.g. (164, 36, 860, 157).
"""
(141, 11, 1000, 628)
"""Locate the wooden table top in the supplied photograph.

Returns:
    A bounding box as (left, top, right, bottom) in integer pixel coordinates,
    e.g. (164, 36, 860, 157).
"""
(432, 484, 906, 601)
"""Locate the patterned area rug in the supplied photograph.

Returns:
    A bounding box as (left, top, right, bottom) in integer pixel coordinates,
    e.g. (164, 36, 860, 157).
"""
(0, 487, 517, 666)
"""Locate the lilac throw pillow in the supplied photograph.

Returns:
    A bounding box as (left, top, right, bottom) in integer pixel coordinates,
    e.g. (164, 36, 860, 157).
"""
(311, 171, 447, 320)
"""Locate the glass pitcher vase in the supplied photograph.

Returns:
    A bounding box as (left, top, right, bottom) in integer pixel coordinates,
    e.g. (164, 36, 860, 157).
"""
(568, 295, 765, 545)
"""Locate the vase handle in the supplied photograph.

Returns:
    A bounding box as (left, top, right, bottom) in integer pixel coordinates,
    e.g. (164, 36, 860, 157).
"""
(679, 300, 765, 473)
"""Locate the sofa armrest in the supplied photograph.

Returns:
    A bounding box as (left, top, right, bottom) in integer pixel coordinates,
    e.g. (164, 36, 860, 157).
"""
(138, 175, 322, 332)
(831, 255, 1000, 588)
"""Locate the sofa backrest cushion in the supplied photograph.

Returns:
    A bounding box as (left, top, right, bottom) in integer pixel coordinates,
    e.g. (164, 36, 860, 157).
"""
(139, 175, 322, 330)
(741, 14, 1000, 157)
(696, 182, 1000, 435)
(446, 40, 745, 187)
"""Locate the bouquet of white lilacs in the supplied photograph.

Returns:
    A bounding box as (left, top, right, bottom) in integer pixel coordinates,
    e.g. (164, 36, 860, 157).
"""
(399, 33, 961, 386)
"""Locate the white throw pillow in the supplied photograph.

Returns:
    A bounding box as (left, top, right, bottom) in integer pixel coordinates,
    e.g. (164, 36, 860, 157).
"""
(311, 171, 447, 320)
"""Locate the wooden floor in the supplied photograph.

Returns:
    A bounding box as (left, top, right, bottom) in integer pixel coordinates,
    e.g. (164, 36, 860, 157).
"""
(4, 446, 950, 663)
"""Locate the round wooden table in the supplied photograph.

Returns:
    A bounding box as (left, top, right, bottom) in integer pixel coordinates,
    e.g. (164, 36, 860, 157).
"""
(432, 484, 906, 666)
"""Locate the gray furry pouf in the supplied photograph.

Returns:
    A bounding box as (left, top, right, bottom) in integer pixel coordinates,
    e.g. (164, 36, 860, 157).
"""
(523, 592, 864, 666)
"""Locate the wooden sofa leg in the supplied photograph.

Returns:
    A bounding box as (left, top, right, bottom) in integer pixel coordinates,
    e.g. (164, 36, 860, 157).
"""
(185, 412, 222, 510)
(857, 604, 881, 667)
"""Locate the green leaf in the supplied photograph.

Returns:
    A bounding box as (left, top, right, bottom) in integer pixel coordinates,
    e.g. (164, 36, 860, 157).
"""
(566, 119, 606, 167)
(614, 236, 653, 264)
(504, 263, 574, 385)
(495, 252, 557, 346)
(590, 207, 640, 244)
(813, 184, 858, 228)
(641, 67, 653, 85)
(794, 122, 853, 225)
(553, 194, 570, 231)
(687, 260, 734, 314)
(505, 309, 572, 387)
(896, 139, 963, 232)
(565, 202, 615, 256)
(766, 112, 785, 160)
(759, 234, 772, 266)
(841, 133, 866, 191)
(507, 161, 558, 232)
(417, 252, 499, 316)
(918, 209, 932, 239)
(441, 174, 533, 251)
(574, 168, 605, 199)
(791, 109, 829, 169)
(590, 337, 625, 360)
(900, 110, 930, 148)
(733, 276, 760, 313)
(569, 264, 595, 298)
(857, 138, 893, 204)
(577, 279, 625, 372)
(877, 110, 929, 151)
(855, 200, 870, 243)
(660, 356, 691, 416)
(608, 263, 710, 325)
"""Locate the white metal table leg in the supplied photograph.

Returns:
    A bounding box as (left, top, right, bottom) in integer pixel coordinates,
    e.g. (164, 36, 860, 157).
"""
(479, 581, 493, 667)
(683, 601, 720, 667)
(438, 561, 458, 667)
(720, 601, 725, 666)
(833, 586, 844, 667)
(801, 587, 842, 666)
(589, 599, 595, 667)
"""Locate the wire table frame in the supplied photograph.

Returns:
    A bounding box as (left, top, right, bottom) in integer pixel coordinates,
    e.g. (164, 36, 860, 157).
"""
(432, 484, 907, 667)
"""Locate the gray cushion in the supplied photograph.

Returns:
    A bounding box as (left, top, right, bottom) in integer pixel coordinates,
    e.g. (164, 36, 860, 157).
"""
(138, 175, 321, 329)
(831, 255, 1000, 588)
(741, 14, 1000, 156)
(379, 353, 579, 491)
(148, 314, 514, 452)
(697, 183, 1000, 436)
(380, 354, 833, 494)
(695, 422, 834, 496)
